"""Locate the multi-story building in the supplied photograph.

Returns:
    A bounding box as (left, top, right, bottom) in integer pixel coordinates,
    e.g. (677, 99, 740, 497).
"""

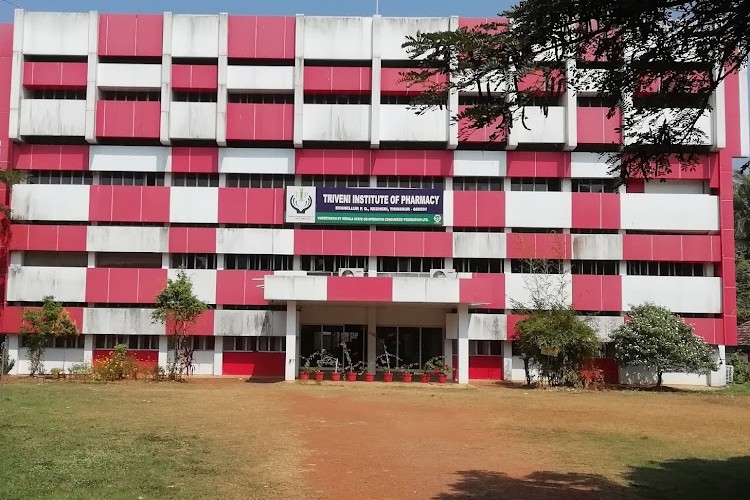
(0, 10, 746, 385)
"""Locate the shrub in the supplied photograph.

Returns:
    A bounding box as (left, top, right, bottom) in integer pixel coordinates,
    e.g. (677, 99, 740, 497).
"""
(67, 362, 92, 380)
(729, 353, 750, 384)
(93, 344, 140, 381)
(1, 347, 14, 375)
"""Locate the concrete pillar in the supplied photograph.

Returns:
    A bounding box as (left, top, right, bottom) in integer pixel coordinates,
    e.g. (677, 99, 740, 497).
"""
(457, 304, 470, 384)
(213, 336, 223, 375)
(563, 58, 577, 151)
(370, 15, 381, 149)
(293, 14, 305, 148)
(87, 252, 95, 268)
(8, 9, 24, 140)
(443, 338, 453, 369)
(160, 12, 173, 145)
(216, 12, 229, 147)
(6, 334, 20, 375)
(708, 345, 727, 387)
(158, 335, 168, 368)
(83, 334, 93, 366)
(367, 307, 377, 373)
(502, 340, 513, 381)
(84, 11, 99, 144)
(710, 65, 726, 151)
(285, 301, 298, 381)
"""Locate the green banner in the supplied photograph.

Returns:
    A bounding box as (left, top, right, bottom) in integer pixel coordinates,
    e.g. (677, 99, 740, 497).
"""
(316, 212, 443, 226)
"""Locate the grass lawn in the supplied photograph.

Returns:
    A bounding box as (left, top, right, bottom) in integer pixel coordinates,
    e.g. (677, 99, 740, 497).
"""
(1, 378, 749, 499)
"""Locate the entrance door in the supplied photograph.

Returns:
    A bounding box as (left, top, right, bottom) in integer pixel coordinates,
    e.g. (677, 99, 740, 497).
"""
(375, 326, 443, 369)
(300, 324, 366, 370)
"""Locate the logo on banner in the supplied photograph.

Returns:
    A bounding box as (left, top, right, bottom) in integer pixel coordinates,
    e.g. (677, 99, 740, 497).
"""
(285, 186, 316, 223)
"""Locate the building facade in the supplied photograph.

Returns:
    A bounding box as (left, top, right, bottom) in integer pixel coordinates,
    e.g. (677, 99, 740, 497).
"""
(0, 11, 747, 384)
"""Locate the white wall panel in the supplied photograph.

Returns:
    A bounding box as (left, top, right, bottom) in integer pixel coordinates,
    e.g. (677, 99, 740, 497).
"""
(620, 366, 708, 386)
(214, 310, 285, 336)
(380, 17, 451, 60)
(87, 226, 168, 253)
(170, 187, 218, 224)
(570, 152, 616, 178)
(22, 12, 90, 56)
(302, 104, 371, 142)
(89, 145, 170, 172)
(453, 233, 506, 259)
(169, 102, 218, 140)
(621, 276, 722, 314)
(453, 151, 507, 177)
(510, 107, 565, 144)
(97, 63, 162, 90)
(582, 315, 625, 341)
(380, 105, 448, 142)
(571, 234, 623, 260)
(391, 277, 460, 303)
(443, 191, 453, 227)
(467, 314, 508, 341)
(19, 100, 86, 136)
(169, 269, 216, 304)
(620, 194, 719, 232)
(216, 228, 294, 255)
(505, 192, 572, 228)
(7, 266, 87, 302)
(574, 68, 608, 96)
(624, 108, 712, 146)
(263, 275, 328, 302)
(303, 16, 372, 60)
(83, 308, 163, 335)
(505, 273, 572, 309)
(218, 148, 295, 174)
(171, 15, 220, 58)
(191, 351, 214, 375)
(12, 184, 90, 221)
(15, 349, 85, 375)
(643, 180, 705, 195)
(226, 66, 294, 91)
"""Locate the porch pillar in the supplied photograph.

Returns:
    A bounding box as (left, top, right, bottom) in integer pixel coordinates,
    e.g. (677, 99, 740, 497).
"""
(213, 336, 223, 376)
(708, 345, 726, 387)
(83, 334, 93, 366)
(502, 340, 513, 381)
(443, 338, 453, 369)
(158, 336, 168, 368)
(285, 301, 298, 381)
(367, 307, 377, 373)
(457, 304, 470, 384)
(5, 334, 20, 375)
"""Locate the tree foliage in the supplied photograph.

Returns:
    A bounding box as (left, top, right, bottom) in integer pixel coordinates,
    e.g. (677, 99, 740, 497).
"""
(402, 0, 749, 180)
(20, 296, 79, 376)
(516, 309, 601, 387)
(611, 304, 716, 387)
(152, 270, 207, 379)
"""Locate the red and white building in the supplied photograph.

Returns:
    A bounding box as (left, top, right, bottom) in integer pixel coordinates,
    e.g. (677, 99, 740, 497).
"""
(0, 10, 746, 385)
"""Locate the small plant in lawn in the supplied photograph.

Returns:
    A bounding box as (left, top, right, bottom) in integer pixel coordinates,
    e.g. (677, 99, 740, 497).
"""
(67, 362, 92, 380)
(20, 296, 80, 377)
(50, 368, 64, 379)
(729, 352, 750, 384)
(93, 344, 140, 381)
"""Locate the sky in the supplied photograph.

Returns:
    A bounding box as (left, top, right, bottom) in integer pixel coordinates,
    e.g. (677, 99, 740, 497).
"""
(0, 0, 515, 20)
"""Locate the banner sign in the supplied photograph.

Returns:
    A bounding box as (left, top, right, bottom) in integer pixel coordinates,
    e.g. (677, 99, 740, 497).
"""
(285, 186, 444, 226)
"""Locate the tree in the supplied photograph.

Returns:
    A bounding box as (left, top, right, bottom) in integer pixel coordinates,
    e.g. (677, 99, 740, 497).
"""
(734, 171, 750, 258)
(736, 254, 750, 324)
(151, 270, 207, 380)
(20, 296, 79, 376)
(402, 1, 749, 180)
(611, 303, 716, 388)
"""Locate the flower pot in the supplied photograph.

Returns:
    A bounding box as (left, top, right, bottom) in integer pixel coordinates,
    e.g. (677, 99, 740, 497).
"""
(314, 372, 325, 382)
(437, 374, 447, 384)
(383, 372, 394, 383)
(330, 372, 341, 382)
(364, 373, 376, 382)
(420, 374, 430, 384)
(401, 373, 413, 383)
(300, 371, 310, 381)
(346, 372, 357, 382)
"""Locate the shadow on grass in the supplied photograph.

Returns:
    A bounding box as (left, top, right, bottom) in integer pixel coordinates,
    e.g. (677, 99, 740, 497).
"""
(484, 381, 698, 393)
(242, 377, 285, 384)
(433, 456, 750, 500)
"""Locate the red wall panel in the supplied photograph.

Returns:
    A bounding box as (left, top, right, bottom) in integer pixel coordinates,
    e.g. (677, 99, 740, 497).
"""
(10, 224, 87, 252)
(13, 144, 89, 171)
(222, 352, 285, 377)
(506, 314, 526, 341)
(295, 149, 372, 175)
(89, 186, 170, 223)
(380, 68, 447, 95)
(217, 188, 284, 225)
(171, 64, 218, 91)
(577, 107, 622, 145)
(23, 62, 87, 89)
(453, 191, 504, 228)
(167, 310, 215, 336)
(215, 270, 272, 306)
(169, 227, 217, 253)
(228, 16, 295, 60)
(507, 233, 571, 259)
(85, 268, 167, 304)
(684, 317, 723, 345)
(294, 230, 323, 255)
(506, 151, 569, 177)
(518, 69, 564, 95)
(304, 66, 371, 94)
(328, 276, 392, 302)
(572, 275, 622, 312)
(93, 350, 159, 367)
(627, 155, 713, 181)
(226, 103, 293, 142)
(571, 193, 620, 230)
(468, 356, 503, 380)
(458, 105, 507, 143)
(371, 150, 453, 177)
(459, 275, 504, 309)
(95, 100, 161, 139)
(622, 234, 721, 262)
(98, 14, 163, 58)
(0, 306, 83, 333)
(171, 147, 219, 173)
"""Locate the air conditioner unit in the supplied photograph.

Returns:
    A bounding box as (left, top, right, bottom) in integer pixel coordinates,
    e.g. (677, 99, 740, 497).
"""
(339, 268, 366, 277)
(430, 268, 457, 279)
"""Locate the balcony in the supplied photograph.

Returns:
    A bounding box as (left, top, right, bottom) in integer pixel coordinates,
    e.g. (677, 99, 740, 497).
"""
(302, 104, 370, 142)
(19, 99, 86, 137)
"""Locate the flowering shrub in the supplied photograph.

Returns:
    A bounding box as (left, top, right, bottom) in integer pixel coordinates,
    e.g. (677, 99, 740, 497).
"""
(729, 353, 750, 384)
(93, 344, 140, 381)
(578, 368, 605, 389)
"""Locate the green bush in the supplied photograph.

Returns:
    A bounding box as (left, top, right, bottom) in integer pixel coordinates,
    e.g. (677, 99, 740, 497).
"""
(93, 344, 140, 381)
(729, 353, 750, 384)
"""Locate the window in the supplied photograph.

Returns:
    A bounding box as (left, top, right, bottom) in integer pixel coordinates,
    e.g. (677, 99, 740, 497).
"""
(626, 261, 705, 277)
(171, 253, 217, 270)
(572, 179, 618, 193)
(21, 336, 85, 349)
(100, 90, 161, 102)
(169, 335, 215, 351)
(226, 174, 294, 188)
(301, 175, 370, 188)
(30, 89, 87, 100)
(375, 177, 444, 189)
(570, 260, 619, 275)
(510, 178, 562, 192)
(510, 259, 563, 274)
(172, 173, 220, 187)
(225, 254, 294, 271)
(452, 177, 503, 191)
(372, 326, 443, 369)
(470, 340, 501, 356)
(381, 95, 412, 105)
(23, 251, 88, 267)
(96, 253, 163, 269)
(577, 96, 619, 108)
(27, 171, 93, 185)
(228, 93, 294, 104)
(172, 91, 218, 102)
(301, 255, 368, 274)
(95, 335, 159, 350)
(377, 257, 445, 274)
(100, 172, 165, 186)
(303, 94, 371, 105)
(454, 258, 504, 274)
(222, 336, 286, 352)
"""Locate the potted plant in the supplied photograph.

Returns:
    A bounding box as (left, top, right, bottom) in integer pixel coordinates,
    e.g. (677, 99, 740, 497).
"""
(415, 368, 430, 384)
(341, 341, 359, 382)
(328, 356, 341, 382)
(364, 369, 376, 383)
(377, 345, 401, 383)
(313, 360, 325, 382)
(398, 363, 416, 383)
(425, 356, 451, 384)
(299, 354, 315, 381)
